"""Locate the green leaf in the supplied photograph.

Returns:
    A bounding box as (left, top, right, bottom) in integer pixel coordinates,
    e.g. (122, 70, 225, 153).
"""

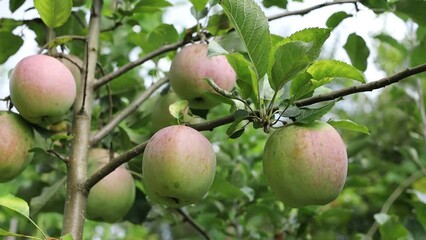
(344, 33, 370, 71)
(34, 0, 73, 28)
(30, 177, 66, 215)
(396, 0, 426, 26)
(262, 0, 288, 9)
(190, 0, 209, 12)
(169, 100, 189, 119)
(207, 40, 229, 57)
(0, 194, 30, 217)
(220, 0, 272, 79)
(290, 72, 315, 100)
(61, 233, 74, 240)
(328, 119, 370, 135)
(326, 11, 352, 29)
(226, 53, 257, 99)
(361, 0, 389, 13)
(307, 60, 366, 83)
(225, 110, 249, 138)
(374, 34, 407, 54)
(374, 213, 412, 240)
(270, 41, 312, 91)
(0, 228, 42, 240)
(295, 100, 337, 124)
(134, 0, 172, 13)
(0, 32, 23, 64)
(280, 28, 331, 60)
(9, 0, 26, 13)
(0, 18, 22, 32)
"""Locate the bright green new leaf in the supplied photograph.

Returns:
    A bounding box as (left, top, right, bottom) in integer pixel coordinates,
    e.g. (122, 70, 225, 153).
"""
(270, 41, 312, 91)
(0, 194, 30, 217)
(169, 100, 189, 119)
(344, 33, 370, 71)
(34, 0, 72, 28)
(290, 71, 314, 100)
(207, 40, 229, 57)
(220, 0, 272, 80)
(326, 11, 352, 29)
(328, 119, 370, 135)
(190, 0, 209, 12)
(374, 213, 412, 240)
(307, 60, 366, 83)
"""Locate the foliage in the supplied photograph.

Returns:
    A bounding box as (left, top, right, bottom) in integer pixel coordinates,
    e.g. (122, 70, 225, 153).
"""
(0, 0, 426, 239)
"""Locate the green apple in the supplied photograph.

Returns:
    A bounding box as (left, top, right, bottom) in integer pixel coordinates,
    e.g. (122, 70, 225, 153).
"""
(86, 148, 135, 223)
(263, 121, 348, 207)
(142, 125, 216, 207)
(169, 43, 236, 109)
(9, 55, 76, 126)
(0, 111, 34, 182)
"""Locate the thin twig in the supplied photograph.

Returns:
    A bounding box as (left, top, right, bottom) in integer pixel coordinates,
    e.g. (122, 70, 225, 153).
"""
(94, 43, 185, 89)
(176, 208, 212, 240)
(38, 35, 86, 54)
(267, 0, 360, 22)
(90, 78, 169, 145)
(295, 63, 426, 107)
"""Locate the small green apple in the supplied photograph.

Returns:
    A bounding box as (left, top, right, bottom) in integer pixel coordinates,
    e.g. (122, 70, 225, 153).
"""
(142, 125, 216, 207)
(263, 121, 348, 207)
(169, 43, 236, 109)
(0, 111, 34, 182)
(9, 55, 76, 126)
(86, 148, 136, 223)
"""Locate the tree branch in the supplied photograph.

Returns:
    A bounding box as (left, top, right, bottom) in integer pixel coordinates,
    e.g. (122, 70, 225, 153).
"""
(61, 0, 102, 238)
(267, 0, 360, 22)
(176, 208, 212, 240)
(90, 78, 169, 145)
(93, 42, 185, 89)
(295, 63, 426, 107)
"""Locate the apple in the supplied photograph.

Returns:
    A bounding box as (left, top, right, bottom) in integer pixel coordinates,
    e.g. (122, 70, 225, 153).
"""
(142, 125, 216, 207)
(86, 148, 135, 223)
(169, 43, 236, 109)
(263, 121, 348, 207)
(0, 111, 34, 182)
(59, 55, 83, 110)
(9, 54, 77, 126)
(151, 90, 204, 132)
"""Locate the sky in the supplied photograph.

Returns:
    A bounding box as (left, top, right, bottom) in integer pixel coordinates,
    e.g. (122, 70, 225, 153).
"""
(0, 0, 412, 110)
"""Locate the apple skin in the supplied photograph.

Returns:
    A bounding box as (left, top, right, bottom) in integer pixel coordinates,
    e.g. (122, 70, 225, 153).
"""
(263, 121, 348, 208)
(86, 148, 136, 223)
(59, 55, 83, 110)
(9, 55, 76, 126)
(169, 44, 236, 109)
(151, 90, 203, 133)
(142, 125, 216, 207)
(0, 111, 34, 182)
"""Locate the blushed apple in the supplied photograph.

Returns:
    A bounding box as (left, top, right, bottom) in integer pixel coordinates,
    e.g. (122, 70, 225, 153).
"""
(263, 121, 348, 207)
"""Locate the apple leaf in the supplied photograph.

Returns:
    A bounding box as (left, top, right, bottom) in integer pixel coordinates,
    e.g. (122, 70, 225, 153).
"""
(374, 213, 411, 240)
(220, 0, 272, 80)
(34, 0, 73, 28)
(295, 100, 338, 124)
(0, 194, 30, 217)
(30, 177, 66, 215)
(61, 234, 74, 240)
(0, 32, 23, 64)
(270, 41, 312, 91)
(328, 119, 370, 135)
(226, 53, 257, 99)
(307, 60, 366, 83)
(278, 28, 331, 61)
(9, 0, 25, 13)
(225, 110, 250, 138)
(207, 40, 229, 57)
(290, 72, 315, 101)
(189, 0, 209, 12)
(326, 11, 352, 29)
(169, 100, 189, 120)
(0, 228, 42, 240)
(344, 33, 370, 71)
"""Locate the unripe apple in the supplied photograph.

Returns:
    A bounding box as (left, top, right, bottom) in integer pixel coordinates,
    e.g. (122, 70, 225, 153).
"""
(142, 125, 216, 207)
(86, 148, 136, 223)
(151, 90, 204, 132)
(0, 111, 34, 182)
(263, 121, 348, 207)
(9, 54, 76, 126)
(169, 44, 236, 109)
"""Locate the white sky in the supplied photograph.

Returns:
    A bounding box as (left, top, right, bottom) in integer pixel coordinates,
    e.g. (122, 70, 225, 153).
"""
(0, 0, 412, 110)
